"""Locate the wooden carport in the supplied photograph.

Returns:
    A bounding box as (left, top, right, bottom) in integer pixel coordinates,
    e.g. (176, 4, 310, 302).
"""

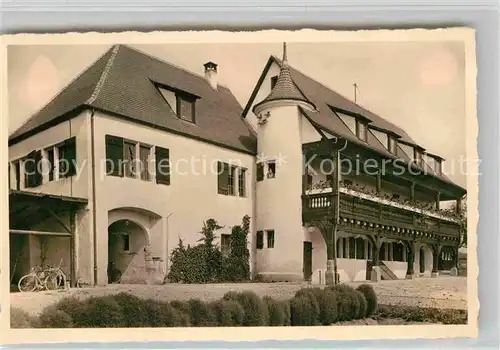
(9, 190, 88, 287)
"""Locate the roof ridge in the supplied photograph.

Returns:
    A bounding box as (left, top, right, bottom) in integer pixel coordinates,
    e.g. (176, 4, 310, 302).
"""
(273, 55, 413, 134)
(86, 45, 121, 105)
(9, 47, 116, 138)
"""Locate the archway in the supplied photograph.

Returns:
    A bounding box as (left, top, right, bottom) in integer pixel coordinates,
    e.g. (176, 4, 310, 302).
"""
(419, 247, 425, 273)
(108, 219, 148, 284)
(439, 246, 455, 270)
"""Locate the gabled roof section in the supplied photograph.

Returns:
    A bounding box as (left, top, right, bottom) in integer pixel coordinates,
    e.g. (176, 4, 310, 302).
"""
(253, 43, 314, 112)
(9, 47, 117, 142)
(242, 54, 464, 192)
(10, 45, 257, 154)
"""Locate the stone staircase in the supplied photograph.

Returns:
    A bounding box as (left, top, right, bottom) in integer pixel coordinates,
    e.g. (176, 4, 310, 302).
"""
(379, 261, 398, 280)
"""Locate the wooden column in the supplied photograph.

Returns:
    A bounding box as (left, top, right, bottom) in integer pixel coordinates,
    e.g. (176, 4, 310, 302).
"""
(410, 182, 415, 201)
(436, 192, 441, 210)
(376, 170, 382, 193)
(370, 237, 381, 281)
(432, 245, 442, 277)
(70, 207, 76, 288)
(456, 198, 462, 215)
(406, 242, 415, 278)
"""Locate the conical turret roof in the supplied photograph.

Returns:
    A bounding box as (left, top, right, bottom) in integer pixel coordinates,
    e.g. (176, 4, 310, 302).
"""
(253, 43, 314, 112)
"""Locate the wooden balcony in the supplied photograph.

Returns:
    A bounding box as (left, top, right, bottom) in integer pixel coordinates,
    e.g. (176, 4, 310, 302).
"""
(302, 189, 461, 242)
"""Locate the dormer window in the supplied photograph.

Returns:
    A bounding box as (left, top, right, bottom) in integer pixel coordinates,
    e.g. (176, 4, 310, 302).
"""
(388, 136, 397, 154)
(156, 85, 197, 124)
(414, 149, 423, 166)
(271, 75, 278, 89)
(176, 94, 196, 123)
(356, 120, 367, 142)
(434, 158, 442, 174)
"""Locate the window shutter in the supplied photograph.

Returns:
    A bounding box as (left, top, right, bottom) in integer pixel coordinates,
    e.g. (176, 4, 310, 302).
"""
(105, 135, 124, 177)
(155, 146, 170, 185)
(64, 137, 77, 177)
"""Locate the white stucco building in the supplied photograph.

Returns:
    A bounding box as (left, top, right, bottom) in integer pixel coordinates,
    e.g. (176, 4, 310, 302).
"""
(8, 44, 466, 287)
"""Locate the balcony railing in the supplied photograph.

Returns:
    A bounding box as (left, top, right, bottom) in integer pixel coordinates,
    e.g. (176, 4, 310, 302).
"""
(302, 188, 461, 239)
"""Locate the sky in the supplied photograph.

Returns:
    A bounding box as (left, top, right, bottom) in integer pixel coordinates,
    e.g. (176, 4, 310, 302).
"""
(7, 41, 466, 187)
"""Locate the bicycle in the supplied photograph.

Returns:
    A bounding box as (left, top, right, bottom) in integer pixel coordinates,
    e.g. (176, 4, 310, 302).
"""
(18, 265, 67, 292)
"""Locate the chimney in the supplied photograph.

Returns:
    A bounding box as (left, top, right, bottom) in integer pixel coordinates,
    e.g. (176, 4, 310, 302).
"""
(203, 61, 218, 90)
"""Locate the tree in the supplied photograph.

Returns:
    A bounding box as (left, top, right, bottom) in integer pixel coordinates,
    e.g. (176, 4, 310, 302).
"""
(198, 219, 223, 282)
(223, 215, 251, 281)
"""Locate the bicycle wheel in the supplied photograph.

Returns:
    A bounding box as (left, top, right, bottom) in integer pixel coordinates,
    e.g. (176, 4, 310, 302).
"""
(18, 274, 37, 292)
(45, 270, 66, 290)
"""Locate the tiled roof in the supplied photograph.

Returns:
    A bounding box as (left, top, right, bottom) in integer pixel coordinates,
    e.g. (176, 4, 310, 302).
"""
(9, 45, 257, 154)
(264, 57, 464, 192)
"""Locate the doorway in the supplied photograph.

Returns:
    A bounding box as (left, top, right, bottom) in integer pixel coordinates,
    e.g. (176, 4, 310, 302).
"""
(303, 241, 313, 281)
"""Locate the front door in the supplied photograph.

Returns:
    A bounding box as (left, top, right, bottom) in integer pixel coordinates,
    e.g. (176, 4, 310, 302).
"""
(303, 241, 313, 281)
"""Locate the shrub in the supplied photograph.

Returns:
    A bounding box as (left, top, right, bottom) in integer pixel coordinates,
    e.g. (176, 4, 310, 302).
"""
(374, 304, 466, 324)
(355, 291, 368, 319)
(187, 299, 216, 327)
(10, 307, 39, 328)
(318, 288, 338, 325)
(290, 295, 318, 326)
(281, 300, 291, 326)
(141, 299, 187, 327)
(329, 284, 360, 321)
(263, 296, 286, 326)
(293, 288, 320, 324)
(113, 292, 150, 327)
(77, 296, 125, 327)
(211, 299, 245, 326)
(225, 291, 268, 326)
(38, 306, 74, 328)
(356, 284, 377, 317)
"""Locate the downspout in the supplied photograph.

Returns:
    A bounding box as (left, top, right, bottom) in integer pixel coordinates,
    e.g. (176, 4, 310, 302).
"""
(90, 108, 98, 286)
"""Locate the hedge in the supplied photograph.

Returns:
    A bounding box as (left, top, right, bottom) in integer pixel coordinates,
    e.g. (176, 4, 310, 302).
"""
(356, 284, 378, 317)
(11, 285, 465, 328)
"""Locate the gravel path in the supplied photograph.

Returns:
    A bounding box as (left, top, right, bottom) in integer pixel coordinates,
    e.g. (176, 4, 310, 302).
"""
(11, 276, 467, 316)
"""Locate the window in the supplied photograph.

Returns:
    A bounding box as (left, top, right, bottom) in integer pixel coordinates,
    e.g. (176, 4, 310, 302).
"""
(306, 174, 313, 190)
(267, 160, 276, 179)
(155, 146, 170, 185)
(47, 148, 55, 181)
(58, 137, 76, 178)
(271, 75, 278, 89)
(124, 141, 137, 178)
(106, 135, 124, 177)
(14, 161, 20, 190)
(266, 230, 275, 248)
(355, 237, 365, 259)
(123, 234, 130, 252)
(256, 231, 264, 249)
(139, 145, 151, 181)
(257, 162, 264, 182)
(349, 237, 356, 259)
(356, 120, 367, 141)
(176, 94, 196, 123)
(24, 150, 42, 188)
(228, 165, 235, 195)
(388, 137, 397, 154)
(238, 168, 246, 197)
(221, 234, 231, 257)
(217, 162, 231, 195)
(336, 238, 343, 258)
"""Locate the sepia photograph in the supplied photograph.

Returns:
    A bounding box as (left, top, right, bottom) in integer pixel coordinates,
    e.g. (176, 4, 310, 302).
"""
(1, 29, 477, 343)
